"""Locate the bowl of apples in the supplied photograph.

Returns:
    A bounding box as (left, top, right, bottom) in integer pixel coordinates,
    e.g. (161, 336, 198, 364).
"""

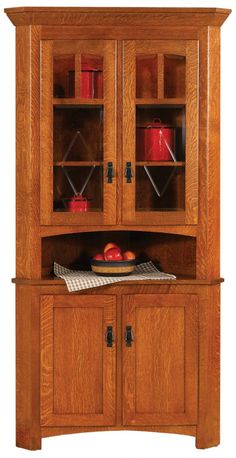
(90, 243, 136, 276)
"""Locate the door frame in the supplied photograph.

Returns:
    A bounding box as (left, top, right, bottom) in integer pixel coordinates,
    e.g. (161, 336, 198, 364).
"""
(122, 39, 199, 225)
(122, 293, 198, 425)
(40, 294, 117, 426)
(40, 39, 117, 225)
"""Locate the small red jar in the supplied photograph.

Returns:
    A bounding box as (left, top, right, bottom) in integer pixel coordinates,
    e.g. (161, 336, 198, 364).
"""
(67, 196, 90, 212)
(136, 119, 175, 161)
(81, 65, 102, 98)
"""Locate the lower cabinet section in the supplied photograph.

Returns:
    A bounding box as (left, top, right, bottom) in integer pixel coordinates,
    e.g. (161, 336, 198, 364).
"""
(40, 292, 198, 428)
(40, 295, 116, 426)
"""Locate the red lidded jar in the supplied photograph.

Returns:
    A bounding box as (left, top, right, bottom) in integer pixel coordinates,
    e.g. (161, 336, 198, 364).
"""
(67, 196, 90, 212)
(81, 65, 102, 99)
(136, 119, 175, 161)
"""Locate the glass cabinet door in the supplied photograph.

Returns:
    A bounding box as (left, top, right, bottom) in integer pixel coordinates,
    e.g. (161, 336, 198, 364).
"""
(40, 40, 116, 225)
(122, 40, 198, 225)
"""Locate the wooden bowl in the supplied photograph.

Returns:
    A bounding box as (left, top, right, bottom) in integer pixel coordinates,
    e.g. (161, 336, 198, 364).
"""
(90, 259, 136, 276)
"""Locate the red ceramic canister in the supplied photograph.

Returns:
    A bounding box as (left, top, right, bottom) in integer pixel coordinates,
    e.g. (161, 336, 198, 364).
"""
(81, 65, 102, 98)
(136, 119, 175, 161)
(67, 196, 90, 212)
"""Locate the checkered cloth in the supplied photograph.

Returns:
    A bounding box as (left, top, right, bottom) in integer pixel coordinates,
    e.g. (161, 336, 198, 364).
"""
(54, 261, 176, 292)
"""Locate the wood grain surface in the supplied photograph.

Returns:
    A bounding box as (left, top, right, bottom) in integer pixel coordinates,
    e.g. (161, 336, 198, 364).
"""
(41, 25, 201, 41)
(16, 286, 41, 449)
(196, 285, 221, 448)
(14, 282, 221, 448)
(5, 7, 231, 27)
(5, 5, 228, 449)
(16, 26, 41, 278)
(40, 294, 116, 426)
(41, 425, 196, 438)
(122, 294, 198, 426)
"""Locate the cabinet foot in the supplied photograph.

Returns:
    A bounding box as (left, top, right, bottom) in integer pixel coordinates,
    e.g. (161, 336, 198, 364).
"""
(196, 441, 220, 449)
(195, 427, 220, 449)
(16, 430, 41, 450)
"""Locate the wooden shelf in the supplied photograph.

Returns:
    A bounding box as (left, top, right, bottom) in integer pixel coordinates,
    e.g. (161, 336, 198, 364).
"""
(53, 208, 103, 213)
(54, 161, 103, 167)
(53, 98, 103, 106)
(136, 208, 185, 212)
(136, 98, 185, 106)
(12, 276, 224, 286)
(136, 161, 185, 167)
(40, 225, 198, 237)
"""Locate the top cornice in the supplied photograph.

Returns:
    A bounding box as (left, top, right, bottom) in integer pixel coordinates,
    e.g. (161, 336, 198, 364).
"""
(4, 7, 231, 28)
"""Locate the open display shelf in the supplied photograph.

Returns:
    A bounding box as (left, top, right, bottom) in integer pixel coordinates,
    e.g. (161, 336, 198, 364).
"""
(41, 231, 196, 278)
(5, 6, 230, 451)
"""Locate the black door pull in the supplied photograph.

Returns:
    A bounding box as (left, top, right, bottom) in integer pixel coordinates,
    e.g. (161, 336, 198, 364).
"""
(106, 162, 115, 183)
(105, 326, 115, 347)
(125, 162, 133, 183)
(125, 325, 134, 347)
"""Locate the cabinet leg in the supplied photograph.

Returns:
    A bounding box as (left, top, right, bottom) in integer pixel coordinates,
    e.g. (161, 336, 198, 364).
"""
(196, 286, 220, 449)
(16, 430, 41, 450)
(196, 427, 220, 449)
(16, 286, 41, 450)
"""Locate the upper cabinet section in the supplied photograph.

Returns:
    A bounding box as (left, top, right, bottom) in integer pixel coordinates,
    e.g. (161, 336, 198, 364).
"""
(122, 40, 199, 225)
(6, 7, 229, 229)
(40, 40, 117, 225)
(40, 37, 198, 227)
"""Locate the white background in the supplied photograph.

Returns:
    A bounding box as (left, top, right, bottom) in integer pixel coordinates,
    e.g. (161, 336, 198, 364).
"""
(0, 0, 236, 456)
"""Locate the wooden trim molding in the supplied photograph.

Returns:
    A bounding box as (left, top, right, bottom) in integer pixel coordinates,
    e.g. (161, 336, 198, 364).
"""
(41, 425, 197, 438)
(5, 7, 231, 27)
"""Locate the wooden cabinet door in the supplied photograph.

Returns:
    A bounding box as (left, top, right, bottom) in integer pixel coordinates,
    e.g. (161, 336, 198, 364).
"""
(122, 294, 198, 425)
(40, 39, 117, 225)
(40, 295, 116, 426)
(122, 40, 198, 225)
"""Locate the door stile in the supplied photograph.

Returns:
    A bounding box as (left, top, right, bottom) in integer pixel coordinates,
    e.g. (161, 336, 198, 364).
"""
(122, 41, 136, 223)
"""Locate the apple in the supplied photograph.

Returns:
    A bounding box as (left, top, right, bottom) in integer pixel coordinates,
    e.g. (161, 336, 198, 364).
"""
(93, 253, 104, 261)
(123, 251, 136, 260)
(104, 247, 123, 261)
(104, 242, 119, 254)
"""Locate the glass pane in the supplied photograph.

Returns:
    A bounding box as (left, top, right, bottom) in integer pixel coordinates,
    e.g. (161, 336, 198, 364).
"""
(53, 106, 104, 213)
(53, 166, 103, 212)
(81, 54, 103, 99)
(136, 55, 157, 98)
(53, 106, 103, 162)
(53, 55, 75, 98)
(136, 106, 185, 162)
(164, 55, 186, 98)
(135, 166, 185, 212)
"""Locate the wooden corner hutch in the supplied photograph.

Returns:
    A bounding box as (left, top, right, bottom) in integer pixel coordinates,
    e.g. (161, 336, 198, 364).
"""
(5, 6, 230, 450)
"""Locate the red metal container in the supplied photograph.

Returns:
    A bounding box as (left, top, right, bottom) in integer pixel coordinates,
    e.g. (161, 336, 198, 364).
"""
(67, 196, 90, 212)
(81, 65, 102, 98)
(136, 119, 175, 161)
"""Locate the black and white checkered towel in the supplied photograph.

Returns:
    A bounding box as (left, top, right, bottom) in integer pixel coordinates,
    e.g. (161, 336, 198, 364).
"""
(54, 261, 176, 292)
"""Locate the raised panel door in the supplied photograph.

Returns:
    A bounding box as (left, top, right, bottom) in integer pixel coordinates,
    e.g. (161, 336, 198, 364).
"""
(40, 294, 116, 426)
(122, 294, 198, 425)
